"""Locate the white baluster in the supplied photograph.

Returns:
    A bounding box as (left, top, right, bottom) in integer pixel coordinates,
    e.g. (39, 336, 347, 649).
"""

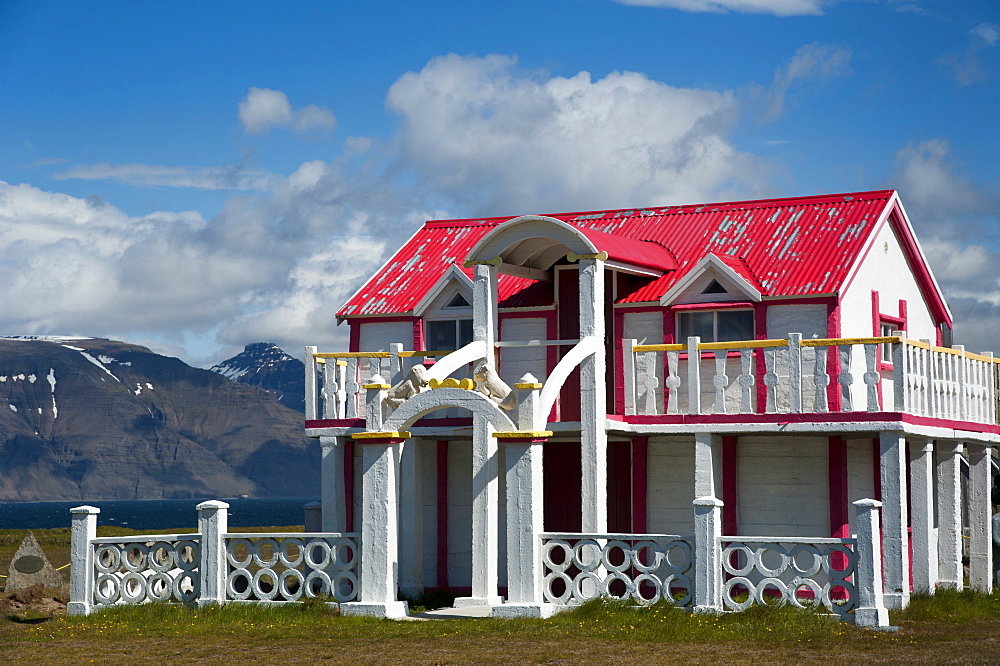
(712, 350, 728, 415)
(623, 339, 637, 416)
(763, 347, 779, 413)
(737, 349, 754, 414)
(863, 343, 880, 411)
(345, 358, 360, 419)
(666, 351, 681, 415)
(892, 332, 907, 413)
(641, 351, 659, 416)
(838, 345, 854, 412)
(954, 345, 967, 421)
(788, 333, 802, 413)
(813, 345, 829, 412)
(687, 337, 701, 415)
(322, 360, 337, 419)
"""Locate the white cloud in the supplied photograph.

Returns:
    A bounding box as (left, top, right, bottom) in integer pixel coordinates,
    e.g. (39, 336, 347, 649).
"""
(760, 43, 851, 122)
(614, 0, 825, 16)
(970, 22, 999, 47)
(238, 87, 337, 136)
(52, 162, 275, 191)
(387, 54, 768, 214)
(890, 139, 1000, 353)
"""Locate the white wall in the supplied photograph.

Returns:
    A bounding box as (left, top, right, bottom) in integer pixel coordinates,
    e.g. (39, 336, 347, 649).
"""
(357, 321, 413, 384)
(499, 317, 548, 385)
(447, 440, 472, 587)
(624, 311, 664, 413)
(738, 436, 829, 537)
(840, 220, 937, 341)
(845, 437, 876, 535)
(646, 435, 695, 535)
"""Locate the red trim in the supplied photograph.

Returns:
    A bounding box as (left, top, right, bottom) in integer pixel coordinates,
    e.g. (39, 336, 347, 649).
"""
(614, 309, 626, 415)
(348, 320, 361, 353)
(763, 296, 838, 306)
(753, 303, 768, 414)
(671, 301, 754, 311)
(662, 309, 677, 414)
(436, 441, 449, 589)
(872, 438, 882, 502)
(306, 416, 474, 429)
(344, 440, 354, 533)
(498, 310, 557, 319)
(609, 410, 1000, 434)
(722, 436, 738, 536)
(349, 315, 422, 325)
(871, 290, 880, 337)
(612, 305, 665, 313)
(631, 437, 648, 533)
(412, 319, 424, 351)
(829, 436, 849, 539)
(887, 203, 952, 327)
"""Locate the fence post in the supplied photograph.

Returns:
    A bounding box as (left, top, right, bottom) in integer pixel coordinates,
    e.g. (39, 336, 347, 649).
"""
(954, 345, 967, 421)
(853, 499, 889, 628)
(693, 496, 723, 613)
(67, 505, 100, 616)
(197, 500, 229, 606)
(303, 501, 323, 533)
(305, 346, 318, 421)
(687, 337, 702, 415)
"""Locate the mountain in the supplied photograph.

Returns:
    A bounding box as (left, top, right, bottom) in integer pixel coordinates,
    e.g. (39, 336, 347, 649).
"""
(0, 337, 317, 501)
(210, 342, 305, 413)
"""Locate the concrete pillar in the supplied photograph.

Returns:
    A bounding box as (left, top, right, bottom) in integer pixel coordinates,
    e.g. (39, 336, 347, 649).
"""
(197, 500, 229, 606)
(879, 431, 910, 609)
(455, 414, 503, 608)
(67, 505, 100, 616)
(694, 433, 722, 499)
(398, 438, 425, 599)
(341, 438, 409, 618)
(493, 437, 556, 618)
(303, 501, 322, 533)
(968, 443, 994, 593)
(937, 440, 963, 589)
(693, 496, 723, 613)
(910, 439, 938, 594)
(578, 256, 607, 534)
(472, 263, 499, 361)
(320, 436, 347, 533)
(853, 499, 889, 628)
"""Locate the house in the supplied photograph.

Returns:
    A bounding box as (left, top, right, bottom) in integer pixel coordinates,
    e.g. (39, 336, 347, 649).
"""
(304, 189, 998, 622)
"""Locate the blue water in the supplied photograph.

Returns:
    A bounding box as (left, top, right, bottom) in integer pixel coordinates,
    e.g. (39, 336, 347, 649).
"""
(0, 497, 315, 531)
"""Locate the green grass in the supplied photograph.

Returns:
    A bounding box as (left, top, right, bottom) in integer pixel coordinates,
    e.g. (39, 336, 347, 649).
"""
(897, 587, 1000, 624)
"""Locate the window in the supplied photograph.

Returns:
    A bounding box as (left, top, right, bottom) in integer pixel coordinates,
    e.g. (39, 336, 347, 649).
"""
(677, 309, 753, 343)
(426, 319, 473, 351)
(880, 322, 900, 362)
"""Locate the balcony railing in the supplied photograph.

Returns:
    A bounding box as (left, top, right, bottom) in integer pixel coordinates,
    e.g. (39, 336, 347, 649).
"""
(306, 334, 1000, 427)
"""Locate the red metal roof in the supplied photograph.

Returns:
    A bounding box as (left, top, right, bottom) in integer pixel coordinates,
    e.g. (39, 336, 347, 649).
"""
(338, 190, 938, 319)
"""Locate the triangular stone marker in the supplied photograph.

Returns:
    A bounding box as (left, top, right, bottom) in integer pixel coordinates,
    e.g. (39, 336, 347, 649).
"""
(4, 532, 64, 592)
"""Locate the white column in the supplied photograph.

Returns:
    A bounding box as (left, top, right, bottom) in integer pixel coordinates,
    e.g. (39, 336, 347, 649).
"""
(937, 440, 963, 589)
(472, 263, 498, 360)
(398, 438, 425, 599)
(578, 256, 607, 533)
(694, 433, 722, 499)
(455, 415, 503, 607)
(853, 499, 889, 628)
(910, 440, 938, 594)
(342, 439, 409, 618)
(320, 436, 347, 533)
(693, 496, 723, 613)
(305, 346, 318, 421)
(67, 505, 100, 616)
(968, 443, 994, 593)
(197, 500, 229, 607)
(879, 431, 910, 609)
(493, 439, 556, 618)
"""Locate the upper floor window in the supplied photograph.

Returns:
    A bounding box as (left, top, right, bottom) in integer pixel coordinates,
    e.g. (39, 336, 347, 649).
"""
(880, 322, 900, 362)
(677, 309, 754, 343)
(426, 318, 473, 351)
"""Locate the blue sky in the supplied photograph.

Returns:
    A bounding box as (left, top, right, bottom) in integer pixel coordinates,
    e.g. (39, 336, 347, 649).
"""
(1, 0, 998, 365)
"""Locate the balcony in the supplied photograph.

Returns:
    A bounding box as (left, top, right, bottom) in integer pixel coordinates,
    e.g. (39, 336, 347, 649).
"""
(305, 334, 1000, 432)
